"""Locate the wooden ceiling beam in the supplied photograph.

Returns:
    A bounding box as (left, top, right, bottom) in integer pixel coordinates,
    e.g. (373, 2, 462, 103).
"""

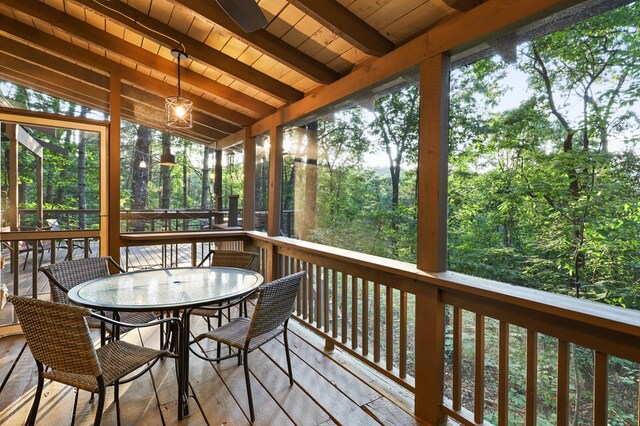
(166, 0, 339, 84)
(0, 0, 300, 105)
(0, 68, 217, 144)
(65, 0, 276, 116)
(0, 46, 224, 142)
(286, 0, 394, 57)
(0, 17, 241, 134)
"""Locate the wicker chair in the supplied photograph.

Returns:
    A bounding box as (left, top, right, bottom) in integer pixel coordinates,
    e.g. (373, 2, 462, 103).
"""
(197, 249, 258, 269)
(194, 249, 258, 322)
(39, 257, 158, 343)
(8, 295, 180, 426)
(191, 271, 305, 422)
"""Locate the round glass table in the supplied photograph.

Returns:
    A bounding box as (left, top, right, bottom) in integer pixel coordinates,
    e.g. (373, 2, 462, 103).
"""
(68, 266, 263, 420)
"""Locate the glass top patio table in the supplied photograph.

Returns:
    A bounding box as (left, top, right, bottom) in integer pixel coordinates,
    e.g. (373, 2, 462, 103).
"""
(67, 266, 263, 420)
(68, 266, 263, 311)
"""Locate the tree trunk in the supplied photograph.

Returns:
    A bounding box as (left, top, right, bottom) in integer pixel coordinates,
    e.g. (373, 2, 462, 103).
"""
(201, 146, 212, 209)
(160, 132, 171, 209)
(132, 125, 151, 231)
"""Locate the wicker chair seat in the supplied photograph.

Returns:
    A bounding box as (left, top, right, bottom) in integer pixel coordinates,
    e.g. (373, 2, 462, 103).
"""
(190, 305, 226, 318)
(196, 317, 284, 351)
(43, 340, 170, 392)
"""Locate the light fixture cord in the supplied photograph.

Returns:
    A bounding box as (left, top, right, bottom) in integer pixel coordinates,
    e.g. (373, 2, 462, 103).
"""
(177, 53, 182, 97)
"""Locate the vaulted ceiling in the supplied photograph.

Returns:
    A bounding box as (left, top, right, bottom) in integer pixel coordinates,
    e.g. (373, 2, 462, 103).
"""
(0, 0, 482, 145)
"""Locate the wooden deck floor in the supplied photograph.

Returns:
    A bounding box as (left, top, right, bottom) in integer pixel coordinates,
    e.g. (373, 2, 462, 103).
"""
(0, 243, 420, 425)
(0, 315, 419, 425)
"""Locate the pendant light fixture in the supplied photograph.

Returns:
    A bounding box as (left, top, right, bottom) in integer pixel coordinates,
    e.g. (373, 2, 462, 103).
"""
(159, 147, 177, 166)
(165, 48, 193, 129)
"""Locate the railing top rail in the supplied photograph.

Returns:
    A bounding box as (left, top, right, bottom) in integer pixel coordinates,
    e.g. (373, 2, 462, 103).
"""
(246, 231, 640, 340)
(120, 230, 248, 246)
(0, 230, 100, 241)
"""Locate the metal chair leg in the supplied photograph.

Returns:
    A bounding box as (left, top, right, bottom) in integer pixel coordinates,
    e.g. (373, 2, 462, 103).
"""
(26, 362, 44, 426)
(284, 328, 294, 386)
(94, 379, 106, 426)
(115, 380, 121, 426)
(243, 347, 254, 422)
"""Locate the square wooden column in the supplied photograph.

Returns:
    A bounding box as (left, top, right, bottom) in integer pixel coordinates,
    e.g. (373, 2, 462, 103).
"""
(414, 53, 450, 425)
(107, 74, 121, 260)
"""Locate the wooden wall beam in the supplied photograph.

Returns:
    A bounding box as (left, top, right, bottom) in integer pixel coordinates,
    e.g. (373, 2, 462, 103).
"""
(287, 0, 394, 57)
(417, 55, 450, 272)
(166, 0, 338, 84)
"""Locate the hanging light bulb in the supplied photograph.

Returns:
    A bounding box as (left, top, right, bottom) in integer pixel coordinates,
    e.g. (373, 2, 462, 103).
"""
(165, 48, 193, 128)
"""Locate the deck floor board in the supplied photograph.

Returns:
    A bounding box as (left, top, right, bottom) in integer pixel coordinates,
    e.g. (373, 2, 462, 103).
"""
(0, 244, 418, 425)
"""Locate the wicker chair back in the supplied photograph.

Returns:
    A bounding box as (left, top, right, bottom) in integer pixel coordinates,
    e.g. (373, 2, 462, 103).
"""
(247, 271, 305, 340)
(41, 257, 113, 304)
(8, 295, 101, 377)
(210, 250, 258, 269)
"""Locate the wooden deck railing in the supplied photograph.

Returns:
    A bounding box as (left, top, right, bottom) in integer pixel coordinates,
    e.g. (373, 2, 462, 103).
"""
(5, 228, 640, 424)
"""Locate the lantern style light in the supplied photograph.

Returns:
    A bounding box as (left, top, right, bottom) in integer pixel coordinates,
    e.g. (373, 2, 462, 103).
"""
(165, 48, 193, 129)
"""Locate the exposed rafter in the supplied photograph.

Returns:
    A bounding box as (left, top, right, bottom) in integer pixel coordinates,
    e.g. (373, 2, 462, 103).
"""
(0, 17, 242, 134)
(0, 0, 301, 104)
(286, 0, 394, 57)
(166, 0, 339, 84)
(66, 0, 278, 116)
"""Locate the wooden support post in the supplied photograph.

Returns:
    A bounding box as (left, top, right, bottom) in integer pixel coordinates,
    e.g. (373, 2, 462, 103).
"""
(265, 242, 279, 282)
(415, 287, 445, 424)
(243, 126, 256, 230)
(417, 54, 450, 272)
(267, 123, 283, 237)
(107, 74, 121, 261)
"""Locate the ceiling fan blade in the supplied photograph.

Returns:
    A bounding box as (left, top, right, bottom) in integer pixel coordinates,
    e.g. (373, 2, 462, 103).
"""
(216, 0, 268, 33)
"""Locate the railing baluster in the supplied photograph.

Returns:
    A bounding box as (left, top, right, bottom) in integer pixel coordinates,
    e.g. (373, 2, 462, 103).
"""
(342, 272, 348, 344)
(302, 261, 308, 320)
(363, 280, 369, 356)
(526, 330, 538, 425)
(557, 340, 569, 426)
(475, 314, 485, 423)
(594, 351, 608, 425)
(332, 269, 338, 338)
(316, 264, 322, 328)
(386, 286, 393, 371)
(453, 307, 462, 411)
(399, 291, 407, 379)
(352, 276, 358, 350)
(323, 266, 329, 332)
(307, 262, 314, 323)
(499, 321, 509, 426)
(295, 258, 302, 316)
(374, 282, 381, 363)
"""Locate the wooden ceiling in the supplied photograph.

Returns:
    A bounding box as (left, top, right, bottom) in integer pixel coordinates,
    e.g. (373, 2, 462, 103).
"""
(0, 0, 482, 145)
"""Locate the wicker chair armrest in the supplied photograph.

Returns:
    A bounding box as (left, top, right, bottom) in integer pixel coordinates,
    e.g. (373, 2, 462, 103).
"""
(187, 289, 258, 315)
(89, 311, 182, 331)
(105, 256, 126, 273)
